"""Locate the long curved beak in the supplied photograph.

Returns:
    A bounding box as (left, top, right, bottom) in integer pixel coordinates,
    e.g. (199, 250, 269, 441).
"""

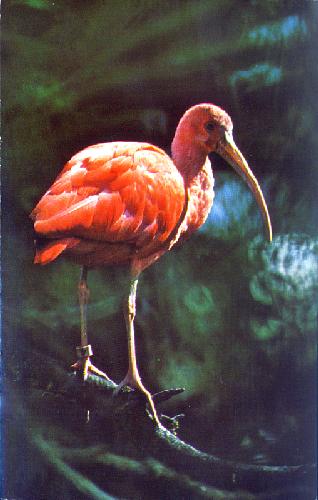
(216, 130, 272, 242)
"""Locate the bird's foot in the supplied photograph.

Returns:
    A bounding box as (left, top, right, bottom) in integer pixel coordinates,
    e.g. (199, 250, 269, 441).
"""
(71, 344, 113, 383)
(115, 373, 163, 429)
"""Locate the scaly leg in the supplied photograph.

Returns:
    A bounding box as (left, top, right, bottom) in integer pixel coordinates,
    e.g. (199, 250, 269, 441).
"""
(72, 266, 112, 381)
(117, 277, 162, 427)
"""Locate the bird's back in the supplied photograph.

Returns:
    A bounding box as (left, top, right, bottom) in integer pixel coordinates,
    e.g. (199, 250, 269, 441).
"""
(31, 142, 186, 267)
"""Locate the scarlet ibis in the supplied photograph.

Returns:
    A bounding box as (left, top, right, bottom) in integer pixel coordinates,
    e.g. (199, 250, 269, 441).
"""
(31, 103, 272, 427)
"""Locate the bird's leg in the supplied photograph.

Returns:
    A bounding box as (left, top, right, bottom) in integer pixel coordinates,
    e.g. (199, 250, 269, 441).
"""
(79, 265, 89, 348)
(72, 266, 112, 382)
(125, 278, 140, 386)
(118, 277, 161, 427)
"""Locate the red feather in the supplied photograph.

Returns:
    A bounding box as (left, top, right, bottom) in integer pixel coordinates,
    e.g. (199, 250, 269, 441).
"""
(31, 142, 186, 268)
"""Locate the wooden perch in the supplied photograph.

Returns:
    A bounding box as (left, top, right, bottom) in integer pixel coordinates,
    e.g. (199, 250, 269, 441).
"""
(29, 367, 315, 498)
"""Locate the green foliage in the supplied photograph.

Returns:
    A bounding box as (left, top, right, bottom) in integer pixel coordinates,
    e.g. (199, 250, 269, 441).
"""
(249, 234, 317, 366)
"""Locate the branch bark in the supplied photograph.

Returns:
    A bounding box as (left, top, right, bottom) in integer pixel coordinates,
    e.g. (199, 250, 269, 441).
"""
(28, 368, 315, 498)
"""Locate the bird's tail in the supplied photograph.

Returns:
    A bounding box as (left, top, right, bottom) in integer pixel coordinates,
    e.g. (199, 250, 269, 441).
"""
(34, 237, 80, 265)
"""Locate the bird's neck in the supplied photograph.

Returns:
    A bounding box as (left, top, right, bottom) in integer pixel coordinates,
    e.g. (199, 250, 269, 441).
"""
(171, 131, 208, 186)
(171, 131, 215, 239)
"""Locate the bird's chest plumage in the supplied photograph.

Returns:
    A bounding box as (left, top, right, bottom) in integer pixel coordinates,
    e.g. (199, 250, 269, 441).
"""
(181, 159, 214, 238)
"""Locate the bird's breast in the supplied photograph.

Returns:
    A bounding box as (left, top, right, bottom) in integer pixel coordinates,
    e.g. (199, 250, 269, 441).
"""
(180, 159, 215, 238)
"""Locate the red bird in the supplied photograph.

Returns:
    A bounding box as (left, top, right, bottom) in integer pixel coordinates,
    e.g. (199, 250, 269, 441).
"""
(31, 103, 272, 427)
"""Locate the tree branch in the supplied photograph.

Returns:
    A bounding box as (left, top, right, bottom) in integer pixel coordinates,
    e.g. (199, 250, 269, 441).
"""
(29, 368, 315, 497)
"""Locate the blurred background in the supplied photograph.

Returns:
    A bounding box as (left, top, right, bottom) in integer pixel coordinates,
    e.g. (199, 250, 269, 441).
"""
(2, 0, 317, 498)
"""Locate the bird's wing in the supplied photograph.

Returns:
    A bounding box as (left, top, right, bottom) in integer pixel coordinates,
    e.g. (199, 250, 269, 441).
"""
(31, 142, 185, 248)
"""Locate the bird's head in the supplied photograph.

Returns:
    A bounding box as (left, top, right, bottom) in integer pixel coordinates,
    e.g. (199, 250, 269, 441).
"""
(178, 103, 234, 152)
(172, 103, 272, 241)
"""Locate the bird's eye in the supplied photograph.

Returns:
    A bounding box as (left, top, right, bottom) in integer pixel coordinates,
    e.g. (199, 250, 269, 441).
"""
(205, 122, 215, 132)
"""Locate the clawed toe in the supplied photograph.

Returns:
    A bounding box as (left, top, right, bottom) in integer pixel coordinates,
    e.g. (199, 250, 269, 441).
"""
(87, 362, 112, 381)
(71, 344, 114, 383)
(114, 375, 162, 428)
